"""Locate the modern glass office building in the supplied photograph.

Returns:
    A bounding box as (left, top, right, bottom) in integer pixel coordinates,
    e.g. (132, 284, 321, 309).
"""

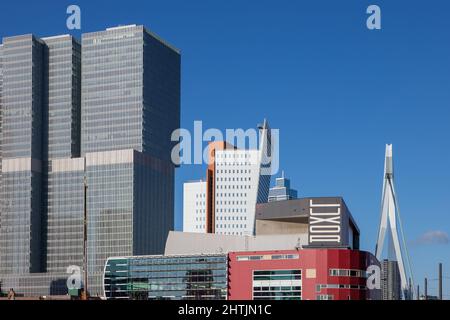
(81, 25, 180, 295)
(0, 33, 83, 279)
(0, 25, 180, 297)
(81, 25, 180, 160)
(42, 35, 81, 159)
(0, 34, 46, 274)
(42, 35, 83, 275)
(45, 158, 85, 273)
(104, 254, 228, 300)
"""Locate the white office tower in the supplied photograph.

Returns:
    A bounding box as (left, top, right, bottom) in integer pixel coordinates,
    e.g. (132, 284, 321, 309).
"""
(183, 180, 207, 233)
(182, 120, 273, 236)
(215, 121, 272, 236)
(375, 144, 414, 300)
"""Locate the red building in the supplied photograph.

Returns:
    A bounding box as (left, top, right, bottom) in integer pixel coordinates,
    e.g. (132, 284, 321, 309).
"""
(228, 249, 380, 300)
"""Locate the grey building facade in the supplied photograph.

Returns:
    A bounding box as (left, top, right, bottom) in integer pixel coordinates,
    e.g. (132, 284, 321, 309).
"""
(0, 35, 46, 275)
(0, 25, 180, 297)
(255, 197, 360, 250)
(381, 259, 402, 300)
(81, 25, 180, 294)
(42, 35, 84, 275)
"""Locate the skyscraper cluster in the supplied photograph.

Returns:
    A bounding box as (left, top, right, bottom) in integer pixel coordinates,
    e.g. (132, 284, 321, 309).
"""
(0, 25, 180, 296)
(183, 121, 272, 236)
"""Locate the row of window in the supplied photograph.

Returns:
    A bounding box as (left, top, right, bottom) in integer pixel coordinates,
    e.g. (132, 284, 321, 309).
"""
(217, 169, 252, 174)
(215, 224, 247, 230)
(316, 284, 367, 292)
(216, 216, 247, 221)
(216, 199, 248, 205)
(217, 191, 250, 197)
(216, 231, 246, 236)
(216, 153, 252, 159)
(317, 294, 333, 300)
(237, 254, 299, 262)
(329, 268, 368, 278)
(216, 177, 251, 182)
(216, 185, 251, 190)
(216, 208, 248, 214)
(252, 270, 302, 300)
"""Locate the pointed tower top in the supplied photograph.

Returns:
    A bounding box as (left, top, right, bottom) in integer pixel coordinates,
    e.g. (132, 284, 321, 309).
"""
(386, 144, 393, 157)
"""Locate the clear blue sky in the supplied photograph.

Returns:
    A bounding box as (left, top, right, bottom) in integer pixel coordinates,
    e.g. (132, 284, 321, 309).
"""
(1, 0, 449, 298)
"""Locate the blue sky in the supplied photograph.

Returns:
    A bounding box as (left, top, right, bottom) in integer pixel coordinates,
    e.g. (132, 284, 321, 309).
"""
(1, 0, 449, 297)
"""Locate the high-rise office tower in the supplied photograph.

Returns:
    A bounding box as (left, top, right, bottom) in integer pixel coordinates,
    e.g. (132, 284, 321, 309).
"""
(268, 171, 298, 202)
(381, 259, 402, 300)
(183, 120, 272, 236)
(0, 35, 46, 274)
(42, 35, 83, 274)
(0, 25, 180, 297)
(0, 33, 83, 277)
(81, 25, 180, 294)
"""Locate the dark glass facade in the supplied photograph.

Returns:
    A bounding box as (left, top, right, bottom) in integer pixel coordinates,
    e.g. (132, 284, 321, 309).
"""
(104, 254, 228, 300)
(42, 35, 81, 159)
(252, 270, 302, 300)
(81, 25, 180, 160)
(0, 35, 45, 274)
(0, 34, 82, 276)
(45, 158, 85, 273)
(81, 25, 180, 296)
(42, 35, 83, 275)
(85, 149, 176, 294)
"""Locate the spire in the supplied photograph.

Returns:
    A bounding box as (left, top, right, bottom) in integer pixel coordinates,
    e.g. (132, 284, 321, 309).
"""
(375, 144, 414, 299)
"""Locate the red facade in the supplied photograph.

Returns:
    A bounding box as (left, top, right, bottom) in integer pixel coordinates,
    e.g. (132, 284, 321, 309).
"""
(228, 249, 380, 300)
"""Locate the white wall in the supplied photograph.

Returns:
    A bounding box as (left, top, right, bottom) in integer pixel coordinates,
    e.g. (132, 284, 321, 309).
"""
(214, 149, 262, 236)
(183, 181, 206, 233)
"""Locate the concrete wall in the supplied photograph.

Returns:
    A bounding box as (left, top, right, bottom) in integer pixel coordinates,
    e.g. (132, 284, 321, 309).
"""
(256, 220, 309, 235)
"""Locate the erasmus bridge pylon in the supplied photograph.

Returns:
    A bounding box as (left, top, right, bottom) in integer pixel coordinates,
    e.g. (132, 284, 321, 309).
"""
(375, 144, 414, 299)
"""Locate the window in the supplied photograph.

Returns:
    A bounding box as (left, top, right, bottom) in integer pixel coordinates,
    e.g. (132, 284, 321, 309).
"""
(252, 270, 302, 300)
(236, 254, 299, 262)
(317, 294, 333, 300)
(329, 269, 367, 278)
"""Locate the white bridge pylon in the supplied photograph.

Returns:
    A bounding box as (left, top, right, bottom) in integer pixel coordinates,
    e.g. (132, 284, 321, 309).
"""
(375, 144, 413, 298)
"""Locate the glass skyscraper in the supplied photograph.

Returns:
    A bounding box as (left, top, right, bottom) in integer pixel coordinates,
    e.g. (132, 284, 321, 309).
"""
(42, 35, 83, 275)
(0, 25, 180, 297)
(42, 35, 81, 160)
(81, 25, 180, 295)
(0, 35, 46, 274)
(81, 25, 180, 159)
